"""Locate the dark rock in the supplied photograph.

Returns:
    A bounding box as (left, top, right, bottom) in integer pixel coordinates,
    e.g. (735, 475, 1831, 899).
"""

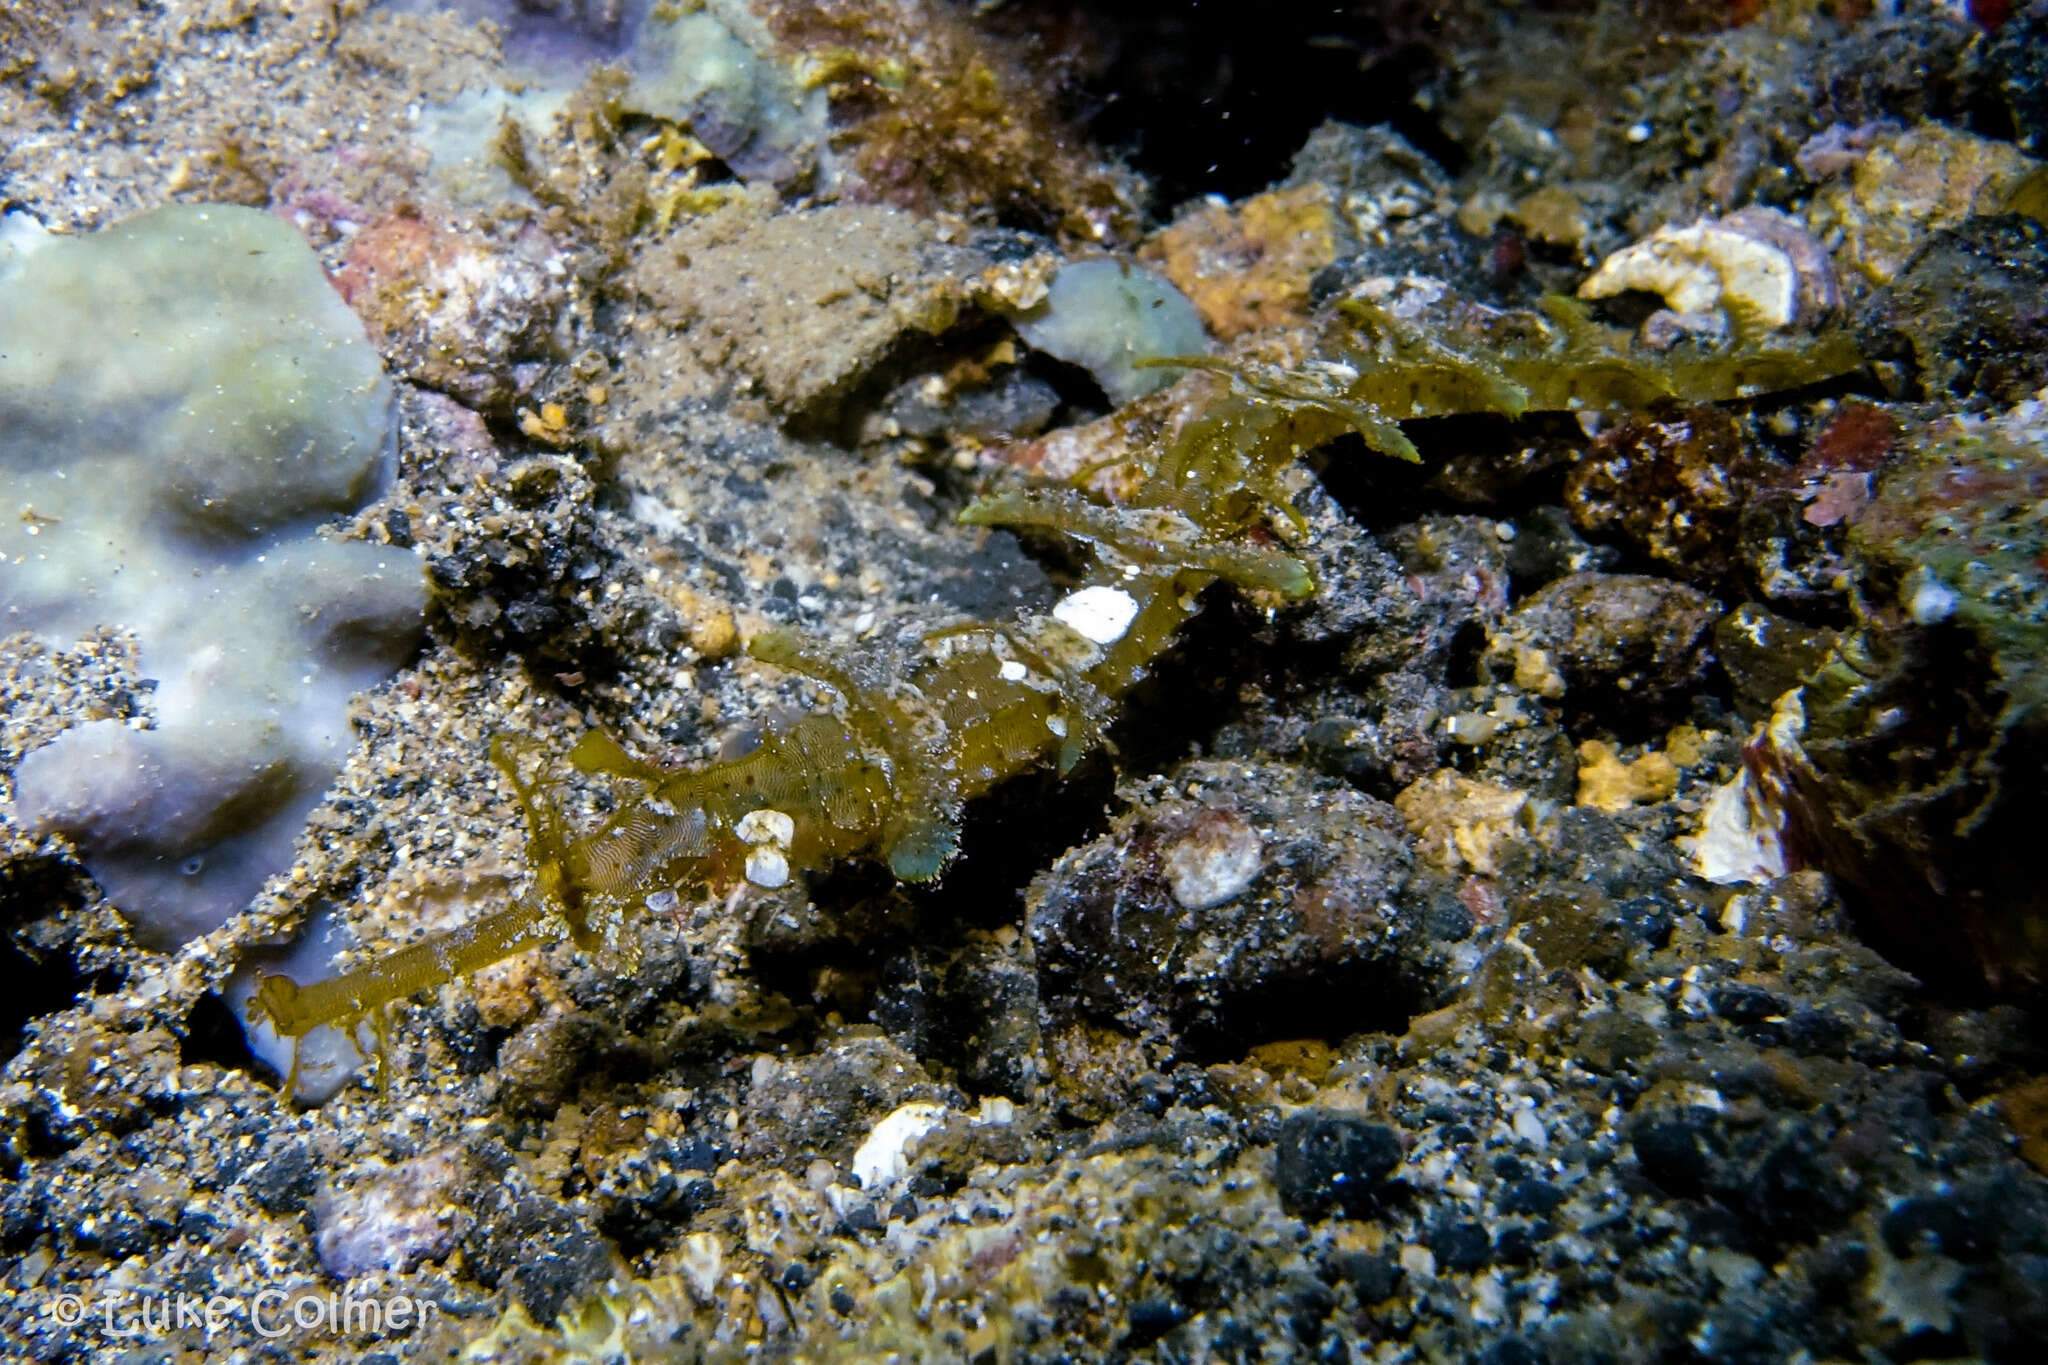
(1429, 1218, 1491, 1272)
(1028, 760, 1423, 1048)
(1859, 215, 2048, 404)
(1986, 2, 2048, 153)
(1302, 671, 1452, 796)
(1714, 604, 1839, 721)
(1124, 1296, 1189, 1346)
(943, 937, 1043, 1096)
(1613, 896, 1674, 951)
(1505, 505, 1619, 592)
(1474, 1339, 1546, 1365)
(1330, 1249, 1403, 1303)
(1499, 1179, 1564, 1216)
(596, 1162, 714, 1257)
(1734, 1123, 1859, 1247)
(461, 1144, 616, 1320)
(1424, 899, 1474, 943)
(1731, 485, 1860, 618)
(1464, 713, 1580, 805)
(1357, 516, 1511, 679)
(1274, 1111, 1402, 1219)
(510, 1231, 614, 1324)
(1783, 1007, 1854, 1057)
(1630, 1102, 1867, 1259)
(1566, 405, 1775, 587)
(77, 1208, 156, 1259)
(243, 1140, 318, 1216)
(1808, 14, 1974, 125)
(1631, 1113, 1714, 1200)
(1493, 1223, 1540, 1264)
(1759, 415, 2048, 997)
(1918, 1005, 2048, 1092)
(496, 1007, 614, 1114)
(1285, 485, 1418, 646)
(1711, 985, 1792, 1045)
(1954, 1253, 2048, 1363)
(1485, 572, 1718, 721)
(739, 1033, 945, 1165)
(1882, 1194, 1988, 1261)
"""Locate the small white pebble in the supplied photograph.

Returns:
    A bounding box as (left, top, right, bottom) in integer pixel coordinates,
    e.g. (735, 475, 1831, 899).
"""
(1053, 585, 1139, 645)
(1162, 814, 1264, 910)
(735, 808, 795, 847)
(1400, 1245, 1437, 1279)
(1907, 572, 1958, 626)
(744, 845, 790, 889)
(851, 1102, 948, 1191)
(998, 659, 1028, 682)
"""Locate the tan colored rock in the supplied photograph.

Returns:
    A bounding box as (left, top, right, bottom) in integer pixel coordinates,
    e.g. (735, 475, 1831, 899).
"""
(1574, 739, 1679, 813)
(1511, 186, 1592, 250)
(1141, 183, 1345, 338)
(1393, 769, 1528, 877)
(645, 200, 1054, 415)
(1819, 122, 2043, 284)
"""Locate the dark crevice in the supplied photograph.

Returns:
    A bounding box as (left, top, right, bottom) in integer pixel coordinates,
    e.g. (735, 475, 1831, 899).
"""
(180, 991, 265, 1077)
(0, 863, 97, 1065)
(1175, 958, 1421, 1066)
(1039, 0, 1461, 206)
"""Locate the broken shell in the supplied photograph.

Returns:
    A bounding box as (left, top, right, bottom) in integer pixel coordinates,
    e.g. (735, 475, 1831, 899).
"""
(1161, 811, 1264, 911)
(1052, 585, 1140, 645)
(1579, 209, 1836, 337)
(745, 844, 791, 889)
(735, 808, 796, 848)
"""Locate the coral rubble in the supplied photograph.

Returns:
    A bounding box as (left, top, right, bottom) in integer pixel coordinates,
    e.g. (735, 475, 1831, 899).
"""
(3, 3, 2048, 1363)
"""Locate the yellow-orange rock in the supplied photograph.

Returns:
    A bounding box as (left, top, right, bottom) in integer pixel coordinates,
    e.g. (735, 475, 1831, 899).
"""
(1142, 184, 1343, 339)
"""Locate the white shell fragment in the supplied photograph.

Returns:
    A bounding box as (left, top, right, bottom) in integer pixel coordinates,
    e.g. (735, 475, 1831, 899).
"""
(850, 1101, 948, 1191)
(744, 845, 791, 889)
(998, 659, 1029, 682)
(1684, 770, 1788, 886)
(1581, 222, 1795, 325)
(1162, 812, 1265, 910)
(735, 807, 796, 847)
(1906, 569, 1959, 626)
(1052, 585, 1139, 645)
